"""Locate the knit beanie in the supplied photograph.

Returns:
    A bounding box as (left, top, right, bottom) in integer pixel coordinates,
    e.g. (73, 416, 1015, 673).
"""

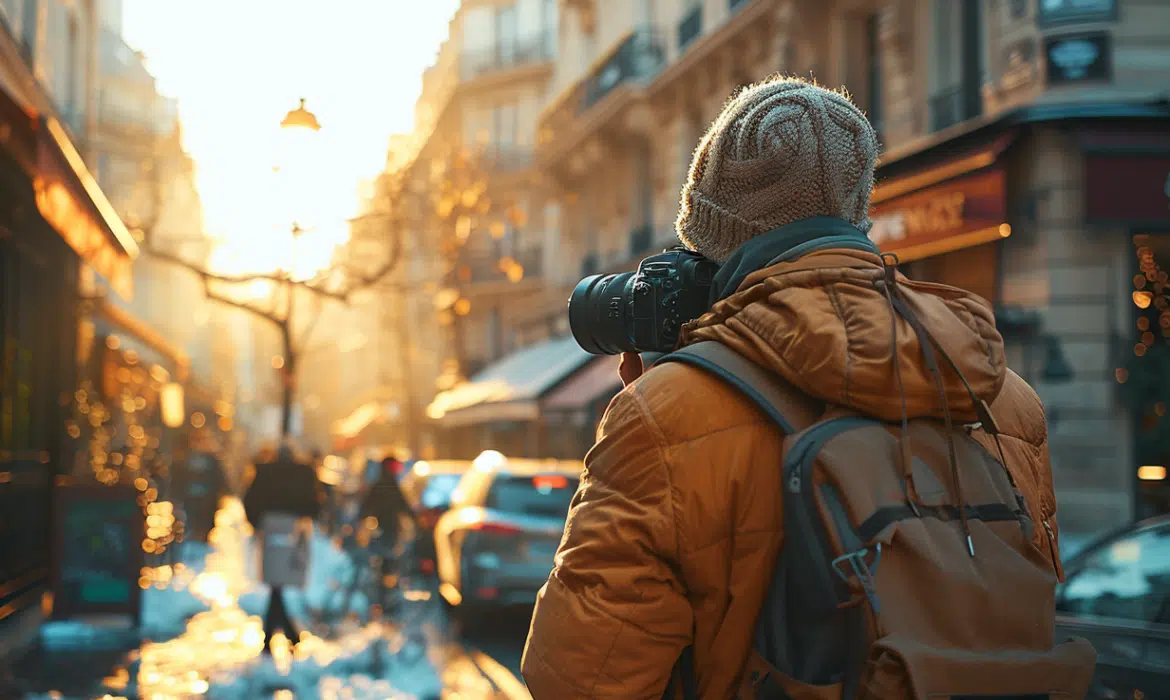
(676, 78, 880, 263)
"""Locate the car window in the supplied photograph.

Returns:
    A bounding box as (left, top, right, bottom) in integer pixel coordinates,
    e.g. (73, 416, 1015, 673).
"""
(484, 474, 578, 518)
(420, 474, 462, 509)
(1057, 523, 1170, 624)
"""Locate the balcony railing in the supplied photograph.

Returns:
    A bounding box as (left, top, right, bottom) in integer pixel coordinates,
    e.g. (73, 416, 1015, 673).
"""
(678, 5, 703, 51)
(479, 145, 534, 173)
(537, 27, 665, 159)
(581, 27, 665, 112)
(928, 86, 982, 132)
(458, 247, 544, 286)
(460, 31, 554, 81)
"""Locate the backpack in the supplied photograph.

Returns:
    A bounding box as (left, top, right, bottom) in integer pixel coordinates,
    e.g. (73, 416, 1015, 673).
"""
(655, 296, 1097, 699)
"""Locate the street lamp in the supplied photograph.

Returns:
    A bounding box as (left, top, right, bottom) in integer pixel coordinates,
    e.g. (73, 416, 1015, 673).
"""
(275, 97, 321, 201)
(281, 98, 321, 131)
(277, 99, 321, 276)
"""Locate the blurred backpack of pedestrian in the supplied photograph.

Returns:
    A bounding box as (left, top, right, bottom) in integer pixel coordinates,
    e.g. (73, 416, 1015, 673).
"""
(243, 442, 322, 653)
(173, 450, 228, 544)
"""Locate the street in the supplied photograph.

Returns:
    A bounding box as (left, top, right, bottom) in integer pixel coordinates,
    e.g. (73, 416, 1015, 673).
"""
(461, 607, 533, 683)
(0, 499, 534, 700)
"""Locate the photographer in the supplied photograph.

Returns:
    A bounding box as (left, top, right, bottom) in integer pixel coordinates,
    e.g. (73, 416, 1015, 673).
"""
(522, 78, 1080, 699)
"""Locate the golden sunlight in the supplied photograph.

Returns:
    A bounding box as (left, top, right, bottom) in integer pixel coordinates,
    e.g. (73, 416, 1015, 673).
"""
(122, 0, 461, 277)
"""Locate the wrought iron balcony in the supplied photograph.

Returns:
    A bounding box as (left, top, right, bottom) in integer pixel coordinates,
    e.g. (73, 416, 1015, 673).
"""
(457, 247, 544, 287)
(537, 27, 665, 161)
(460, 32, 555, 81)
(582, 28, 665, 111)
(479, 145, 535, 173)
(928, 85, 982, 132)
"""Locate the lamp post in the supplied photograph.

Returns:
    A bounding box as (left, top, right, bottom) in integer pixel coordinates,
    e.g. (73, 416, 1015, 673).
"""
(275, 99, 320, 438)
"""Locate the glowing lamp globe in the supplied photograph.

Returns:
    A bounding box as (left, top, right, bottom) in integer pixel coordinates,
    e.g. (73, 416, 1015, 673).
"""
(160, 382, 186, 428)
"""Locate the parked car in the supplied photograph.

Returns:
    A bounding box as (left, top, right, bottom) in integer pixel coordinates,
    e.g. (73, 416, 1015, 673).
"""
(433, 451, 580, 622)
(400, 460, 468, 576)
(1055, 515, 1170, 699)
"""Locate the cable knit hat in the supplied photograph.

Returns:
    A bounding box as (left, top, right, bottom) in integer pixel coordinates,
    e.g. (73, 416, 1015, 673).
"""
(676, 77, 880, 263)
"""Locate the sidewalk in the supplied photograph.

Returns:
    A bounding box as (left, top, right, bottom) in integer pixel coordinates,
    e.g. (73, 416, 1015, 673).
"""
(5, 499, 522, 700)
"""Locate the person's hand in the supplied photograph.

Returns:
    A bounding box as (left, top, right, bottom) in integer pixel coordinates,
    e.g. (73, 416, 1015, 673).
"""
(619, 352, 644, 387)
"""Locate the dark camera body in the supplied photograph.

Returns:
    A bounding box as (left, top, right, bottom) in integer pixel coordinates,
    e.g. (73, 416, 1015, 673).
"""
(568, 247, 720, 355)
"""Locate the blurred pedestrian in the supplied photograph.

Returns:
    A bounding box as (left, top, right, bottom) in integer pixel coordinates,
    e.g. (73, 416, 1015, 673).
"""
(243, 442, 322, 653)
(358, 455, 418, 609)
(359, 455, 417, 555)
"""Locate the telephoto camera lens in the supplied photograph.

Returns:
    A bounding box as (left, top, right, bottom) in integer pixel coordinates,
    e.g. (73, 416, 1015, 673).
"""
(568, 272, 638, 355)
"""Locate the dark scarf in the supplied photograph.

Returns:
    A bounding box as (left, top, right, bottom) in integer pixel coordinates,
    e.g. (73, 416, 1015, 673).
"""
(709, 216, 878, 303)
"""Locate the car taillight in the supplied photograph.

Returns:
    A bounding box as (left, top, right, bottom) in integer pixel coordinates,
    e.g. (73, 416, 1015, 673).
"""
(533, 475, 568, 490)
(469, 522, 523, 536)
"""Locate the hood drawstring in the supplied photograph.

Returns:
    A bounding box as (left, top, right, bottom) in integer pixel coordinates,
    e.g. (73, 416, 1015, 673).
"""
(878, 256, 975, 557)
(878, 254, 921, 518)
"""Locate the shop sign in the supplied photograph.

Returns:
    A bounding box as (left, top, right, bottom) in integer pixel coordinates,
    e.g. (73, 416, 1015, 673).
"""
(1085, 154, 1170, 225)
(869, 168, 1008, 263)
(50, 484, 144, 624)
(1037, 0, 1117, 26)
(1045, 32, 1112, 85)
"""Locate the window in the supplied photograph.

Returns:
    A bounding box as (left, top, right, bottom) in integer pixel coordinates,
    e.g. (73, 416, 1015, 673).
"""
(485, 474, 579, 518)
(496, 4, 518, 64)
(0, 0, 22, 34)
(542, 0, 557, 52)
(865, 13, 883, 138)
(929, 0, 985, 131)
(493, 102, 519, 150)
(1056, 523, 1170, 623)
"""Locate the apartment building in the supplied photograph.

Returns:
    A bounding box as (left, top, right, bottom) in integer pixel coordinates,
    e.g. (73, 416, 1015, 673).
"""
(375, 0, 601, 460)
(536, 0, 1170, 536)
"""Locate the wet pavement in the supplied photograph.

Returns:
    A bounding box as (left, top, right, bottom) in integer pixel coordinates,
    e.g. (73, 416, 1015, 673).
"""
(0, 499, 531, 699)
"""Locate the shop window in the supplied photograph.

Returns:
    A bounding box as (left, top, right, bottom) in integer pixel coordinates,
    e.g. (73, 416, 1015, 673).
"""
(1122, 234, 1170, 518)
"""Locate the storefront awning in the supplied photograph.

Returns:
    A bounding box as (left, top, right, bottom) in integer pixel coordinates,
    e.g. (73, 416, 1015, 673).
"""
(93, 298, 190, 380)
(543, 354, 622, 411)
(427, 335, 593, 428)
(0, 86, 137, 300)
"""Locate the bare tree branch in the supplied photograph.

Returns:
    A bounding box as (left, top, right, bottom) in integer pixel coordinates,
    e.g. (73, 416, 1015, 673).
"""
(298, 226, 405, 304)
(148, 247, 293, 285)
(200, 276, 283, 329)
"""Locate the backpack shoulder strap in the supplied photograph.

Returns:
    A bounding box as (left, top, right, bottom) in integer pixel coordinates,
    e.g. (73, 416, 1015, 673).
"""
(654, 341, 822, 700)
(655, 341, 822, 434)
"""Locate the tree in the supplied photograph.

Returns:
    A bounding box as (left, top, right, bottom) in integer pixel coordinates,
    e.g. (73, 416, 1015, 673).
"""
(138, 158, 409, 439)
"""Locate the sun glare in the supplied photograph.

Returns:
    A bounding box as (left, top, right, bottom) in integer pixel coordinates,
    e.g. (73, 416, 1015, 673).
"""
(120, 0, 460, 277)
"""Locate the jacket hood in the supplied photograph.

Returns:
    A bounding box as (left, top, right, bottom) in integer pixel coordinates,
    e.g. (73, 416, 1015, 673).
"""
(679, 248, 1006, 423)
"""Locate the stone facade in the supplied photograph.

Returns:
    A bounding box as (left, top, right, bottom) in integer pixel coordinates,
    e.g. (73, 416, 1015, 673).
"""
(538, 0, 1170, 533)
